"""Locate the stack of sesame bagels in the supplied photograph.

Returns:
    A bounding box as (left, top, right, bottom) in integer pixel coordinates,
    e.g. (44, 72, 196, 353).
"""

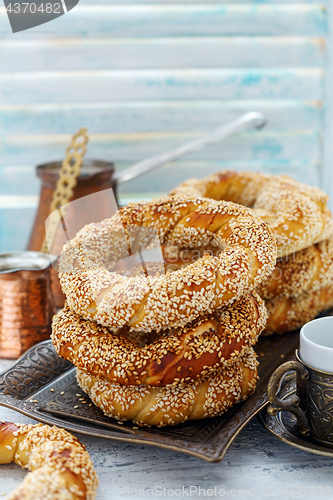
(171, 171, 333, 334)
(52, 195, 276, 426)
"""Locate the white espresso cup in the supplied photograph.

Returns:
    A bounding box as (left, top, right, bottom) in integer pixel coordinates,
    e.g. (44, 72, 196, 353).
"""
(300, 316, 333, 373)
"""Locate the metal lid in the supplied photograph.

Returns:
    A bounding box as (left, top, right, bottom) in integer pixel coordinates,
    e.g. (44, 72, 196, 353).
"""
(0, 251, 53, 274)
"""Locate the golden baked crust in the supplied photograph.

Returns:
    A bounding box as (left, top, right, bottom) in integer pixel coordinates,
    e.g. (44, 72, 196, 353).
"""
(76, 347, 258, 427)
(0, 422, 98, 500)
(170, 171, 333, 258)
(52, 293, 266, 387)
(59, 196, 276, 333)
(162, 238, 333, 301)
(258, 237, 333, 300)
(263, 284, 333, 335)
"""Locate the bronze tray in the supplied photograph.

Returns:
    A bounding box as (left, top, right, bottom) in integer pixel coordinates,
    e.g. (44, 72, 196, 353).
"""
(258, 375, 333, 458)
(0, 333, 299, 462)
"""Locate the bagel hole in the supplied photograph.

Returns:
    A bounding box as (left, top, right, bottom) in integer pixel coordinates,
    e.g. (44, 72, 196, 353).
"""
(117, 326, 162, 347)
(106, 244, 223, 278)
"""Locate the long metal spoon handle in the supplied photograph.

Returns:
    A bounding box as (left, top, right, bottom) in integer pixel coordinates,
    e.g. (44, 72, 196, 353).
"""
(114, 111, 266, 185)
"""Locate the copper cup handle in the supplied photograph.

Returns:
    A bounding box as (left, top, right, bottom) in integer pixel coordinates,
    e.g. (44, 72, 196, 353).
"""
(267, 360, 311, 437)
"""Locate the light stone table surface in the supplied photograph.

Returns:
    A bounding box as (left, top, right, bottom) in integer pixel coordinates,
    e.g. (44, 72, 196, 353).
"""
(0, 358, 333, 500)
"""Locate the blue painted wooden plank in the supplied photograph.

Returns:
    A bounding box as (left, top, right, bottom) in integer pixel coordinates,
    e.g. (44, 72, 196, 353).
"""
(0, 5, 327, 38)
(0, 100, 323, 135)
(117, 161, 321, 194)
(0, 166, 40, 196)
(0, 195, 38, 208)
(322, 0, 333, 212)
(0, 131, 320, 164)
(0, 69, 324, 104)
(0, 159, 321, 251)
(0, 208, 36, 252)
(0, 37, 325, 72)
(0, 159, 321, 197)
(80, 1, 326, 4)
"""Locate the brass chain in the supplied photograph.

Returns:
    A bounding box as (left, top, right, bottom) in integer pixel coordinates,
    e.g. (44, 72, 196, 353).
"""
(41, 128, 89, 254)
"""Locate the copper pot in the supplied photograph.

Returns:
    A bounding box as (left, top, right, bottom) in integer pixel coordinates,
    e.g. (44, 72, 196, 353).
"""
(27, 159, 116, 251)
(0, 252, 56, 359)
(26, 160, 116, 307)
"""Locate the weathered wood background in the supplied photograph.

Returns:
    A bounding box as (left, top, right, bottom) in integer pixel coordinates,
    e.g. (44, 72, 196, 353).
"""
(0, 0, 332, 251)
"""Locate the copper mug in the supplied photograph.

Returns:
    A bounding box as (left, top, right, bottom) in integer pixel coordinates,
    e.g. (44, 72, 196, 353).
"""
(0, 252, 56, 359)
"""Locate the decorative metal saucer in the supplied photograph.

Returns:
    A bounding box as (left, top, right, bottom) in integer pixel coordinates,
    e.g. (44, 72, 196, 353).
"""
(0, 332, 299, 463)
(258, 376, 333, 457)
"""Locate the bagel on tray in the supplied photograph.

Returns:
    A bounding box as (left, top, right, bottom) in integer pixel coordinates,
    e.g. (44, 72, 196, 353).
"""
(264, 284, 333, 336)
(52, 292, 266, 387)
(163, 237, 333, 302)
(258, 236, 333, 300)
(170, 171, 333, 258)
(58, 196, 276, 333)
(76, 347, 258, 427)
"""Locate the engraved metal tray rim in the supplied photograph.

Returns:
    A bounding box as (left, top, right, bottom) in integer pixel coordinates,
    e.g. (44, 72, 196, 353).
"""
(0, 332, 300, 462)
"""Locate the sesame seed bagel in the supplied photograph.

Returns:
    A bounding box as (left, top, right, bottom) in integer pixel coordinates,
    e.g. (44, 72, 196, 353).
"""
(263, 284, 333, 336)
(76, 347, 258, 427)
(258, 237, 333, 300)
(52, 292, 266, 387)
(0, 422, 98, 500)
(163, 238, 333, 301)
(170, 171, 333, 258)
(59, 196, 276, 333)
